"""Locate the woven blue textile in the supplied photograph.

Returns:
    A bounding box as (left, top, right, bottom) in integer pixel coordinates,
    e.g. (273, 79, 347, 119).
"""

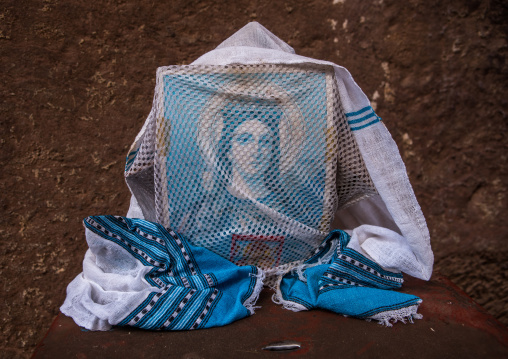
(276, 230, 422, 325)
(81, 215, 263, 330)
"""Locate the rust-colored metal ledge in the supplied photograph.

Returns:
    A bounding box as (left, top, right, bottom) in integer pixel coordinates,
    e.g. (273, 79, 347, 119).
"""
(32, 274, 508, 358)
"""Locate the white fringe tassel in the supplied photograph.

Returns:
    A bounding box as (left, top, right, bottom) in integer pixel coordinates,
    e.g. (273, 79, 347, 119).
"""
(243, 269, 266, 315)
(369, 300, 423, 327)
(267, 240, 341, 313)
(270, 272, 308, 312)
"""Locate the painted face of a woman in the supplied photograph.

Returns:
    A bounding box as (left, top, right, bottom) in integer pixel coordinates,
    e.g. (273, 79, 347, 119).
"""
(230, 119, 272, 178)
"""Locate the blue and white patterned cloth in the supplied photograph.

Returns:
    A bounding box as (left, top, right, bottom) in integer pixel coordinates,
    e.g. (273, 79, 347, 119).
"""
(273, 230, 422, 326)
(61, 216, 264, 331)
(61, 216, 422, 331)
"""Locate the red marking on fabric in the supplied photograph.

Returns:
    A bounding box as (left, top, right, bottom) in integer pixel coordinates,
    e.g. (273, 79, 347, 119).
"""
(230, 234, 284, 268)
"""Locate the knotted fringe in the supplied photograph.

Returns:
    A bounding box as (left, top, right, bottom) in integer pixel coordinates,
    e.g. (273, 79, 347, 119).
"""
(369, 300, 423, 327)
(270, 271, 308, 313)
(243, 270, 266, 315)
(271, 291, 308, 312)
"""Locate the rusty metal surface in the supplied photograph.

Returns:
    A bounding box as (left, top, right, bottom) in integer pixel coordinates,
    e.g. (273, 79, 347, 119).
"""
(32, 274, 508, 358)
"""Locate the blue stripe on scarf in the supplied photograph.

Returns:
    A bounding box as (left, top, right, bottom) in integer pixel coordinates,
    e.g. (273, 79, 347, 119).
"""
(350, 119, 380, 131)
(198, 291, 223, 329)
(347, 112, 376, 124)
(177, 290, 216, 330)
(84, 217, 169, 268)
(324, 260, 401, 289)
(118, 292, 158, 326)
(345, 106, 372, 117)
(168, 289, 208, 330)
(345, 106, 382, 131)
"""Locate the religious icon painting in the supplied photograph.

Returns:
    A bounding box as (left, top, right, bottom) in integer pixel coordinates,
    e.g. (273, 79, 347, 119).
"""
(154, 64, 340, 270)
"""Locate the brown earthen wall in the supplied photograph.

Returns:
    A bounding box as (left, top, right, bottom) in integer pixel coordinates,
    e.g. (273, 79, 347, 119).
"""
(1, 0, 506, 357)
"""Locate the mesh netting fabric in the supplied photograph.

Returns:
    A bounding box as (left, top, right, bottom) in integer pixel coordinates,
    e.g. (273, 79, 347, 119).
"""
(127, 64, 377, 272)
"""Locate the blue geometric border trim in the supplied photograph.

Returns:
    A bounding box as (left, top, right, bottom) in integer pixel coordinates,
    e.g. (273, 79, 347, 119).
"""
(345, 106, 381, 131)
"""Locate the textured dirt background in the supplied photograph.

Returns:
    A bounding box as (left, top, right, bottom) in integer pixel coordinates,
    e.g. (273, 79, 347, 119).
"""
(1, 0, 507, 357)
